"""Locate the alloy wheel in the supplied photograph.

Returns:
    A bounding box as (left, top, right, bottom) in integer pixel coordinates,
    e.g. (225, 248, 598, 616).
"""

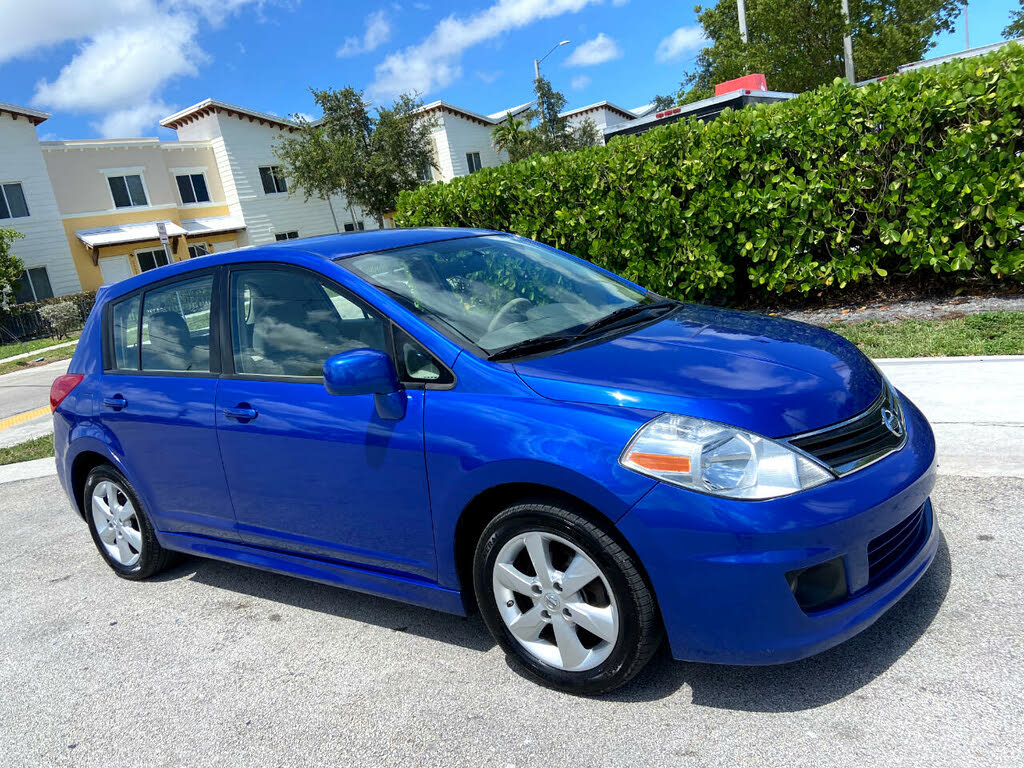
(91, 480, 143, 567)
(491, 531, 619, 672)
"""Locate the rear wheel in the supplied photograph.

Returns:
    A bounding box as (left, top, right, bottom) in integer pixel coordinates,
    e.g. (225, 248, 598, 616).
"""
(83, 465, 172, 580)
(473, 499, 661, 695)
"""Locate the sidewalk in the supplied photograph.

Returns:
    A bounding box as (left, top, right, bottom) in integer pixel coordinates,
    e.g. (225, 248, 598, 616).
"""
(0, 339, 77, 365)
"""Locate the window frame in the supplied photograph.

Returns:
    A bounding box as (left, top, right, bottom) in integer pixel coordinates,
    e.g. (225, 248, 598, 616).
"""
(187, 242, 211, 259)
(274, 231, 299, 241)
(102, 266, 223, 378)
(0, 182, 30, 219)
(343, 222, 365, 233)
(14, 266, 53, 303)
(258, 165, 288, 195)
(104, 169, 150, 209)
(465, 152, 482, 174)
(174, 172, 211, 205)
(134, 246, 172, 273)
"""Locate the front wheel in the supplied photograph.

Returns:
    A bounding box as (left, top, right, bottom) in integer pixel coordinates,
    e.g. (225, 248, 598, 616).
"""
(473, 499, 662, 695)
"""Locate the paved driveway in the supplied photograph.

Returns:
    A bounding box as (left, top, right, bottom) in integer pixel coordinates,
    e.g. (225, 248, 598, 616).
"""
(1, 477, 1021, 766)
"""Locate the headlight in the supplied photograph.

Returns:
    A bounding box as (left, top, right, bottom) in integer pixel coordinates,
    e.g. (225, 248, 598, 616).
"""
(620, 414, 834, 500)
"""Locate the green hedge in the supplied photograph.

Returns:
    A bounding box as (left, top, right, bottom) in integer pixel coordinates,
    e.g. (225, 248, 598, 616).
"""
(396, 44, 1024, 301)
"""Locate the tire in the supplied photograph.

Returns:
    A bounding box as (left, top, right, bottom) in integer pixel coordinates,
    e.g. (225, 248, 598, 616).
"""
(83, 464, 173, 580)
(473, 498, 662, 695)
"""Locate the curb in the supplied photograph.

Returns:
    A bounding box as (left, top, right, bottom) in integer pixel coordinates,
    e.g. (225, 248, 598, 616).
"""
(0, 457, 57, 484)
(875, 354, 1024, 364)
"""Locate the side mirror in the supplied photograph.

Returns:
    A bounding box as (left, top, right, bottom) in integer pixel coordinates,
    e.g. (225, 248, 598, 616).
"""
(323, 349, 405, 420)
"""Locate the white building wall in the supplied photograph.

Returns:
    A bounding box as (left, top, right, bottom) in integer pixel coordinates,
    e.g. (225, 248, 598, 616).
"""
(0, 112, 81, 297)
(434, 113, 506, 180)
(564, 107, 632, 144)
(175, 111, 377, 241)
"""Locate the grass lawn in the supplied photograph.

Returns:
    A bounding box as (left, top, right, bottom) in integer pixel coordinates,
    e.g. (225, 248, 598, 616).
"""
(834, 311, 1024, 358)
(0, 333, 79, 359)
(0, 343, 77, 376)
(0, 434, 54, 466)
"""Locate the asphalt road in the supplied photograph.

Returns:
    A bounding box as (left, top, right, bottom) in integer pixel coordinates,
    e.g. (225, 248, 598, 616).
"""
(1, 473, 1020, 767)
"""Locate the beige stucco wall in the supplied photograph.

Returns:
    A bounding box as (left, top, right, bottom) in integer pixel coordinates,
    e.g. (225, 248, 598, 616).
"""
(42, 141, 225, 216)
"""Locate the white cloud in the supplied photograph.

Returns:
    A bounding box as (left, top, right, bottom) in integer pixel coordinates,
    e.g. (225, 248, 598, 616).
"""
(291, 111, 316, 123)
(369, 0, 602, 98)
(655, 25, 707, 63)
(5, 0, 267, 137)
(477, 70, 503, 84)
(566, 33, 621, 67)
(337, 11, 392, 57)
(611, 0, 628, 5)
(570, 74, 591, 90)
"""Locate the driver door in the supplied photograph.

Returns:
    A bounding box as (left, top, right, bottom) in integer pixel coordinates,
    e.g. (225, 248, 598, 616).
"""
(214, 265, 437, 579)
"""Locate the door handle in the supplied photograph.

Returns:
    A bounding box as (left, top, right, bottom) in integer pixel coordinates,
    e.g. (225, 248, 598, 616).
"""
(103, 396, 127, 410)
(223, 405, 258, 421)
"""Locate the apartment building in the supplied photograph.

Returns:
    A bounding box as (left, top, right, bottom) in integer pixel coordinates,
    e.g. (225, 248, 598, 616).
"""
(1, 94, 656, 300)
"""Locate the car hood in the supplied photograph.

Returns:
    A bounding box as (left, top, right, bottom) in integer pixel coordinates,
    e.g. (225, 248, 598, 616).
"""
(512, 304, 883, 438)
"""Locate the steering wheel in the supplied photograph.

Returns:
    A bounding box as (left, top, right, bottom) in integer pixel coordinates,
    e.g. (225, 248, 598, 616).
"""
(487, 298, 532, 333)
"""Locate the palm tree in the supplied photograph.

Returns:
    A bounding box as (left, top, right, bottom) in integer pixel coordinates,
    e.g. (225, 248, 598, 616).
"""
(491, 113, 531, 163)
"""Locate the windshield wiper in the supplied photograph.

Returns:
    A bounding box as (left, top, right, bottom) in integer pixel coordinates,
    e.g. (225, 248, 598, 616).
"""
(486, 333, 581, 361)
(575, 299, 679, 338)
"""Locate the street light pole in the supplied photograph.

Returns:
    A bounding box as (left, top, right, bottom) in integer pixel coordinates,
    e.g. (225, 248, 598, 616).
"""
(737, 0, 748, 44)
(840, 0, 856, 82)
(534, 40, 570, 82)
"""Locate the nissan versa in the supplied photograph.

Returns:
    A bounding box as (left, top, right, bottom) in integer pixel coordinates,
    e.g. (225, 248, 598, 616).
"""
(52, 228, 938, 694)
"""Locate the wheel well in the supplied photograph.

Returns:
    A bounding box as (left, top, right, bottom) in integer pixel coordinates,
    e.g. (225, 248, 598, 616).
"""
(452, 483, 654, 614)
(69, 451, 111, 519)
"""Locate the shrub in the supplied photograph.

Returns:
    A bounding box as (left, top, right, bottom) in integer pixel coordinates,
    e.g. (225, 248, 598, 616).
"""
(38, 301, 81, 339)
(397, 44, 1024, 302)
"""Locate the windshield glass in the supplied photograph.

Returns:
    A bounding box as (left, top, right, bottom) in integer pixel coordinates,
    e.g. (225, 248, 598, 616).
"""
(342, 235, 650, 353)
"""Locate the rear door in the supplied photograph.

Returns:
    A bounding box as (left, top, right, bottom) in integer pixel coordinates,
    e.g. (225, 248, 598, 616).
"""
(99, 270, 238, 540)
(213, 264, 438, 579)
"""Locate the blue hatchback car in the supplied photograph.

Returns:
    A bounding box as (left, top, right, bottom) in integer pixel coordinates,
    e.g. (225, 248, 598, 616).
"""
(52, 228, 938, 694)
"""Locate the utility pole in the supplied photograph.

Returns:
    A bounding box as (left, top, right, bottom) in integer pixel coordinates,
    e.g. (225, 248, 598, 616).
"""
(840, 0, 856, 82)
(737, 0, 748, 44)
(964, 2, 970, 49)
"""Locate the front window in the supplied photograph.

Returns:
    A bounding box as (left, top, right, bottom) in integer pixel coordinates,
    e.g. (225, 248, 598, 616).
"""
(0, 182, 29, 219)
(187, 243, 210, 258)
(229, 268, 387, 378)
(108, 174, 148, 208)
(466, 152, 482, 173)
(343, 235, 655, 356)
(343, 221, 365, 232)
(274, 231, 299, 241)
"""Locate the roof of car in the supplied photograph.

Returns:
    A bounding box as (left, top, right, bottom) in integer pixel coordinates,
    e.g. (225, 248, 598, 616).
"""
(263, 227, 501, 259)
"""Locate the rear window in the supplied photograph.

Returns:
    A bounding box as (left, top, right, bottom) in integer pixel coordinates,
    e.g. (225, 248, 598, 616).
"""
(111, 295, 141, 370)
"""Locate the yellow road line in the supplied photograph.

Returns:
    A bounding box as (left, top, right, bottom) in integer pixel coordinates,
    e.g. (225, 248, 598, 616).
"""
(0, 405, 52, 431)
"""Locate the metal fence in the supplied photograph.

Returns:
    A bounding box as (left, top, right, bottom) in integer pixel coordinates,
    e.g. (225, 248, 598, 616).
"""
(0, 293, 95, 344)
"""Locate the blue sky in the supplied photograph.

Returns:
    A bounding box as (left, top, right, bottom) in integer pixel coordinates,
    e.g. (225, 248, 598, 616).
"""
(0, 0, 1019, 140)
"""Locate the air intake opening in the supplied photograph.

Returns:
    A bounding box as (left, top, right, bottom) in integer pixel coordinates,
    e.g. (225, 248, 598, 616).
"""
(786, 557, 848, 613)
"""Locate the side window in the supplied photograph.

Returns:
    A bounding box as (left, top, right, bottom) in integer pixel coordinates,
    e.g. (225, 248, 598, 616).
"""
(110, 294, 141, 370)
(140, 276, 213, 373)
(394, 327, 453, 385)
(230, 269, 387, 378)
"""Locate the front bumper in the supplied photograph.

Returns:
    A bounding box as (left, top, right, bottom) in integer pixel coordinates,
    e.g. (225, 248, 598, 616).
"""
(616, 391, 938, 665)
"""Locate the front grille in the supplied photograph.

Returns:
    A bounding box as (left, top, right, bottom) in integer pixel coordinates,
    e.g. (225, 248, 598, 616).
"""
(787, 385, 906, 476)
(867, 503, 929, 587)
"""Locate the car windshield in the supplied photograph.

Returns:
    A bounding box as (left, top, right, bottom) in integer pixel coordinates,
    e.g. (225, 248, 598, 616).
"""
(342, 235, 652, 354)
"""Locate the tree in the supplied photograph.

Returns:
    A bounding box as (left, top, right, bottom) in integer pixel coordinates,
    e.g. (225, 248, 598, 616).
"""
(651, 94, 677, 110)
(677, 0, 963, 102)
(0, 228, 25, 302)
(275, 87, 436, 228)
(491, 113, 532, 162)
(490, 76, 600, 162)
(1006, 1, 1024, 39)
